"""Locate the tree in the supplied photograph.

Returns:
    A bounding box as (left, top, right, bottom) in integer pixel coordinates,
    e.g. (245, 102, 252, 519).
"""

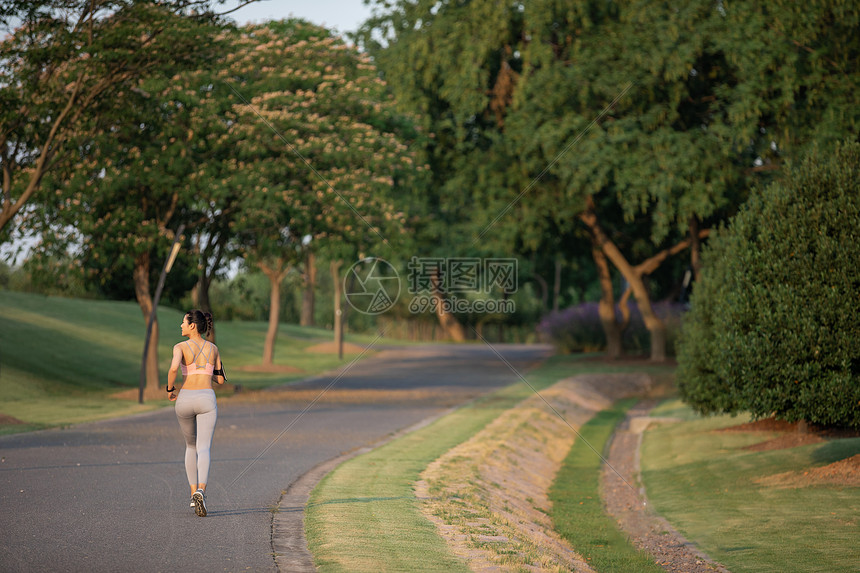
(677, 142, 860, 428)
(222, 20, 415, 365)
(358, 0, 732, 358)
(505, 0, 759, 360)
(33, 12, 224, 397)
(0, 0, 236, 239)
(358, 0, 859, 358)
(711, 0, 860, 168)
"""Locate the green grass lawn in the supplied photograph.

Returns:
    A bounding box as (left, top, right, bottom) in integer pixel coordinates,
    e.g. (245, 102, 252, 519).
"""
(305, 354, 676, 571)
(0, 290, 395, 432)
(642, 399, 860, 573)
(549, 399, 665, 572)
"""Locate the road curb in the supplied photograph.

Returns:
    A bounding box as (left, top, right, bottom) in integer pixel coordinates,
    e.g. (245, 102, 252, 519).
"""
(270, 406, 457, 572)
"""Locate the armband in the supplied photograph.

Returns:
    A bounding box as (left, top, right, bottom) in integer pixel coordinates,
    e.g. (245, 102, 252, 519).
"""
(166, 386, 176, 393)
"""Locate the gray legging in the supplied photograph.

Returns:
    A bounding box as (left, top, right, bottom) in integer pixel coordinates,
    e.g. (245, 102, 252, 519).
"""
(175, 389, 218, 486)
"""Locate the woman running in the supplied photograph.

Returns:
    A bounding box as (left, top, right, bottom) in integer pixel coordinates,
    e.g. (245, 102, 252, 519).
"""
(166, 310, 226, 517)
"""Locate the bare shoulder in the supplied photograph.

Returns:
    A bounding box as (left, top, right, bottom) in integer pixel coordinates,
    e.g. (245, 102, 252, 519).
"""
(173, 342, 188, 358)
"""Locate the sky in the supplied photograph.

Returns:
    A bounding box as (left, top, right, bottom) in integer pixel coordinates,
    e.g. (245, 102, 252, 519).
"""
(222, 0, 375, 34)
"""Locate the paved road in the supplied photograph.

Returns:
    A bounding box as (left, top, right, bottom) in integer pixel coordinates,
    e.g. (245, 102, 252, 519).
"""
(0, 343, 552, 572)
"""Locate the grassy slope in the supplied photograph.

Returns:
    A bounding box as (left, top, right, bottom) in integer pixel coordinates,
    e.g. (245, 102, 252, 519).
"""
(0, 290, 385, 431)
(305, 382, 543, 572)
(642, 399, 860, 573)
(306, 355, 676, 572)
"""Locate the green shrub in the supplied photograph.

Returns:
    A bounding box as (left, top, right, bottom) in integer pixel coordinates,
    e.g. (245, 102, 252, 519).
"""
(677, 141, 860, 428)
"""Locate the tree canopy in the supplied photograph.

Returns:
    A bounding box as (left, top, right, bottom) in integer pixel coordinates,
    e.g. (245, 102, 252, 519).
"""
(208, 20, 421, 364)
(356, 0, 860, 358)
(0, 0, 232, 239)
(2, 0, 858, 380)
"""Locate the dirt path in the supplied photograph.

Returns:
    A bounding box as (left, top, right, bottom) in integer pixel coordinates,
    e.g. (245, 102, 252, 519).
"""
(602, 400, 730, 572)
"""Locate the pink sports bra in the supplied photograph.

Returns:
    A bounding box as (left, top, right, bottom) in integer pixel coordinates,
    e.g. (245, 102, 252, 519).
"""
(180, 339, 215, 377)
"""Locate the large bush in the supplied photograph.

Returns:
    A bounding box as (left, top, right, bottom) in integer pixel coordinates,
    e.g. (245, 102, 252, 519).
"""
(677, 142, 860, 428)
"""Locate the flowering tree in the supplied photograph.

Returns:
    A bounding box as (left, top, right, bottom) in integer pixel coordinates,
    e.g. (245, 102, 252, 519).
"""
(219, 20, 417, 365)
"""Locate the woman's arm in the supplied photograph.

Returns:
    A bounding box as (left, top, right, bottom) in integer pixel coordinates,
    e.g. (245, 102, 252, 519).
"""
(167, 344, 183, 401)
(213, 348, 225, 385)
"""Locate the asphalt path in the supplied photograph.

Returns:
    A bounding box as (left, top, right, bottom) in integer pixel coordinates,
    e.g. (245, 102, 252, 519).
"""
(0, 343, 552, 572)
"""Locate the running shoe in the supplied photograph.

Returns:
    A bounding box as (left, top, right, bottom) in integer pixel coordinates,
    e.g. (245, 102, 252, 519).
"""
(192, 489, 207, 517)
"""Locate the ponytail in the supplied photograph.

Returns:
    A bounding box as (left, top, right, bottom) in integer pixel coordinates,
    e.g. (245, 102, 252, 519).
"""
(186, 309, 214, 336)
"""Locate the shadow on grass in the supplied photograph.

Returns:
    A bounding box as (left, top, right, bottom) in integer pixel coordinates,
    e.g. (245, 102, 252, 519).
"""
(308, 496, 411, 508)
(0, 423, 50, 436)
(810, 437, 860, 465)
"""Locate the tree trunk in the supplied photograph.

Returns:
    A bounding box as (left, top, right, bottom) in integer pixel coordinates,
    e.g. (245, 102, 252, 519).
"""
(617, 286, 633, 332)
(133, 253, 162, 397)
(430, 270, 467, 342)
(330, 260, 344, 359)
(190, 234, 202, 309)
(689, 216, 702, 283)
(591, 244, 623, 359)
(533, 272, 549, 313)
(553, 258, 562, 312)
(260, 262, 287, 366)
(301, 251, 317, 327)
(190, 282, 199, 308)
(580, 205, 667, 362)
(195, 270, 216, 342)
(197, 272, 212, 314)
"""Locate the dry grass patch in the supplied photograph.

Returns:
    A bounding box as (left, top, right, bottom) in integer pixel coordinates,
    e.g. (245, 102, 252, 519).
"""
(418, 374, 651, 572)
(234, 386, 482, 407)
(302, 341, 369, 354)
(755, 453, 860, 489)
